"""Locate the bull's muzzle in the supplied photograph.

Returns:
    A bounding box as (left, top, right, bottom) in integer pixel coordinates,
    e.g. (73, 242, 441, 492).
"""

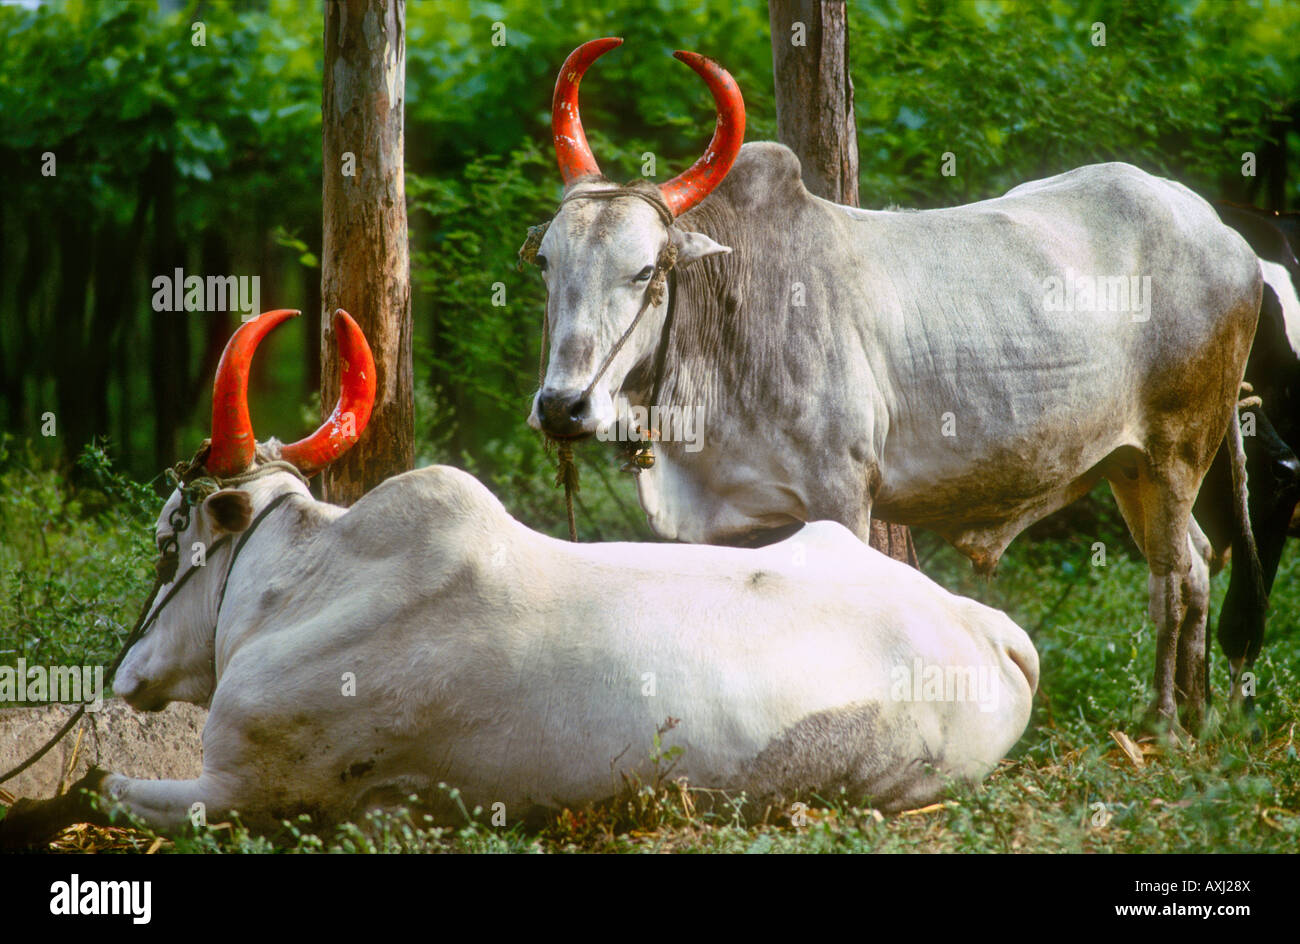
(114, 670, 171, 713)
(116, 680, 171, 713)
(534, 388, 595, 440)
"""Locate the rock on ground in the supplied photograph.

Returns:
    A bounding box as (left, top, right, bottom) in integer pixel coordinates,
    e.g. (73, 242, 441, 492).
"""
(0, 699, 205, 801)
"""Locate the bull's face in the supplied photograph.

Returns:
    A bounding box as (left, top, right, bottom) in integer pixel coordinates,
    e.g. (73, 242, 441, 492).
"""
(529, 194, 730, 439)
(115, 487, 253, 711)
(113, 308, 377, 711)
(526, 37, 745, 441)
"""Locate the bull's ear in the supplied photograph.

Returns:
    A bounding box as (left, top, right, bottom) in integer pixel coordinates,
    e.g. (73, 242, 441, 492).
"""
(672, 230, 731, 268)
(202, 489, 253, 534)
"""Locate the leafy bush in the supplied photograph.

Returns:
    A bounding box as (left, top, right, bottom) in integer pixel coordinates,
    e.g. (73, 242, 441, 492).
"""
(0, 438, 157, 671)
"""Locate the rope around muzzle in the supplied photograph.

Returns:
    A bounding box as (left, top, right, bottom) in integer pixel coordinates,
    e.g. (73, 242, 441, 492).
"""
(0, 454, 306, 786)
(520, 186, 680, 541)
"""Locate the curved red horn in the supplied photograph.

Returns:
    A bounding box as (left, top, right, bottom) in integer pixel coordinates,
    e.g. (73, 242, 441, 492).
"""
(659, 51, 746, 218)
(280, 309, 376, 477)
(208, 309, 302, 478)
(552, 37, 622, 183)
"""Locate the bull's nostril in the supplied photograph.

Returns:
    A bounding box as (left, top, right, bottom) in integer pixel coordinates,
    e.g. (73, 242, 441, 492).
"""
(537, 391, 565, 421)
(537, 389, 593, 437)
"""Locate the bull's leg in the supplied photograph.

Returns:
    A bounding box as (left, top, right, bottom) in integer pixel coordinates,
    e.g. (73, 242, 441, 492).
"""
(1143, 470, 1208, 734)
(0, 767, 243, 849)
(97, 770, 241, 832)
(1107, 473, 1177, 725)
(1106, 461, 1199, 734)
(1147, 570, 1186, 730)
(851, 500, 874, 544)
(1174, 520, 1213, 731)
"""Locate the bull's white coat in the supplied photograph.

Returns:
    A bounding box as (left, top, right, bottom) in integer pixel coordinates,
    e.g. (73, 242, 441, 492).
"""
(108, 464, 1036, 830)
(530, 142, 1262, 724)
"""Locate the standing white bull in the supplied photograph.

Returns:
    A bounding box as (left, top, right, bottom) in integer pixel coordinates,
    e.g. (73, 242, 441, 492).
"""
(0, 311, 1036, 844)
(525, 39, 1263, 731)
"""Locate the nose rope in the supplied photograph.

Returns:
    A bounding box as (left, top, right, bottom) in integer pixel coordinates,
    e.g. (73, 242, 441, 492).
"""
(534, 292, 580, 542)
(579, 240, 677, 404)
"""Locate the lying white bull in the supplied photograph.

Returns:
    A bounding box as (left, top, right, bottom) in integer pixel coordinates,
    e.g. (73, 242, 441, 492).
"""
(109, 464, 1037, 831)
(0, 311, 1036, 843)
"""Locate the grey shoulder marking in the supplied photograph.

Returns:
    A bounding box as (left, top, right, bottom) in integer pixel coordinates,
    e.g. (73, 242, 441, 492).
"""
(738, 702, 937, 813)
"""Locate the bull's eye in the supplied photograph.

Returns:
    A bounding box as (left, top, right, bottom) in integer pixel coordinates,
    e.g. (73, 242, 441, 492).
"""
(633, 265, 654, 283)
(535, 254, 548, 272)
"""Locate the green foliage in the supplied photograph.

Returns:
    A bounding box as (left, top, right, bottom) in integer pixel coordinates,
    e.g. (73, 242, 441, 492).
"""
(0, 0, 325, 472)
(0, 438, 156, 672)
(405, 0, 777, 174)
(0, 0, 322, 230)
(851, 0, 1299, 207)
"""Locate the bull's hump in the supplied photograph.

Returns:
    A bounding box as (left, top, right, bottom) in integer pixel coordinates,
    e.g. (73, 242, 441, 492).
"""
(709, 141, 811, 212)
(1000, 161, 1165, 205)
(1005, 160, 1145, 188)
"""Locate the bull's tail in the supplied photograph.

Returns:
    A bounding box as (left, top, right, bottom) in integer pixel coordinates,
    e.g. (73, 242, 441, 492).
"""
(1221, 393, 1267, 697)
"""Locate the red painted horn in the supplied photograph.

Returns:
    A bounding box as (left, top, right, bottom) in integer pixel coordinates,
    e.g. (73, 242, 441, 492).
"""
(552, 36, 622, 183)
(280, 310, 377, 477)
(551, 40, 745, 217)
(659, 51, 746, 217)
(207, 309, 301, 477)
(206, 309, 375, 479)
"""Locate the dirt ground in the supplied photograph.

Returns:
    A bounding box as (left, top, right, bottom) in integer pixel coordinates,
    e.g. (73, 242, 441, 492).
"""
(0, 699, 205, 802)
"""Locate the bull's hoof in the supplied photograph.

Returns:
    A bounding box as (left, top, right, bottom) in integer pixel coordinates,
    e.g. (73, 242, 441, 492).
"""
(1221, 693, 1264, 743)
(1178, 705, 1208, 739)
(1140, 704, 1192, 746)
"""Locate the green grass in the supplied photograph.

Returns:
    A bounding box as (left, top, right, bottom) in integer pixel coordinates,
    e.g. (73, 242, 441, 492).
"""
(2, 441, 1297, 853)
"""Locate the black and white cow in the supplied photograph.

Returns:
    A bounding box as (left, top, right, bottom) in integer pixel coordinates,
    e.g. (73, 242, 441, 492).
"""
(1195, 203, 1300, 699)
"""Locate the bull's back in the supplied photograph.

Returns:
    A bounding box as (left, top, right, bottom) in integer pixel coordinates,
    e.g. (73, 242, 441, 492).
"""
(852, 163, 1259, 524)
(420, 522, 1036, 811)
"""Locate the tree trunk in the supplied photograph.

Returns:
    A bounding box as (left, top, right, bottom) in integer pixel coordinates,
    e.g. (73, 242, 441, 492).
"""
(190, 229, 233, 410)
(52, 213, 94, 469)
(769, 0, 919, 568)
(18, 213, 52, 436)
(94, 175, 152, 468)
(304, 260, 322, 393)
(320, 0, 413, 505)
(149, 155, 186, 473)
(769, 0, 859, 205)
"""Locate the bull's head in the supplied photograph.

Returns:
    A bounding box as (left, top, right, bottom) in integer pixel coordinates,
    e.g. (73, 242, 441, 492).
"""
(527, 38, 745, 439)
(114, 309, 376, 710)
